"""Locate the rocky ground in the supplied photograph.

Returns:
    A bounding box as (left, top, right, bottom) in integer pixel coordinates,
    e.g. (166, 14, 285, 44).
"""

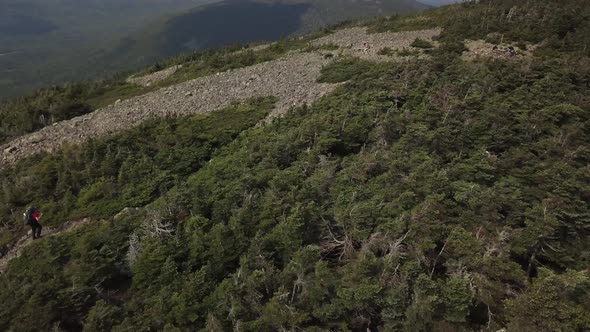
(0, 28, 441, 170)
(312, 27, 441, 61)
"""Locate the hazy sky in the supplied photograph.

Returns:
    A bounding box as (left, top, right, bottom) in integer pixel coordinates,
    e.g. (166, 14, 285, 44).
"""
(420, 0, 461, 6)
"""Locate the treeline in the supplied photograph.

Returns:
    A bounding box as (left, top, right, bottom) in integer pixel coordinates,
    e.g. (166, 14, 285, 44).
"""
(0, 79, 143, 145)
(0, 98, 274, 252)
(369, 0, 590, 55)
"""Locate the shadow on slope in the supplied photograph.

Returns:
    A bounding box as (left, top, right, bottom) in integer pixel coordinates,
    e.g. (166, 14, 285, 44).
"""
(113, 0, 310, 65)
(160, 0, 311, 55)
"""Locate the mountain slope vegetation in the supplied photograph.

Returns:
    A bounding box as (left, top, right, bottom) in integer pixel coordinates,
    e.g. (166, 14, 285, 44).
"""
(0, 32, 326, 146)
(1, 0, 589, 331)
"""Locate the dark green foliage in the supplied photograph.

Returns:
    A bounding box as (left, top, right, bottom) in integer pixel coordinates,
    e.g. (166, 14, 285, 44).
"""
(368, 0, 590, 56)
(506, 269, 590, 331)
(0, 98, 274, 249)
(411, 37, 434, 49)
(317, 57, 381, 83)
(0, 33, 323, 146)
(1, 0, 590, 331)
(396, 47, 421, 57)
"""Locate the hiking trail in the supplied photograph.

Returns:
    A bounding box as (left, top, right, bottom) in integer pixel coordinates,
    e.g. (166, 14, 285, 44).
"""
(0, 218, 92, 273)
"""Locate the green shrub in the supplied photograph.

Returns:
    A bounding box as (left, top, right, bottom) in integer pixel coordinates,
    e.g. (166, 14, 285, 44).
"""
(377, 47, 395, 56)
(411, 38, 434, 49)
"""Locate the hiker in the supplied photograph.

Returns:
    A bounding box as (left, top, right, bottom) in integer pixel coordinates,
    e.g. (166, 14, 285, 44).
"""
(362, 42, 370, 52)
(24, 206, 43, 240)
(359, 42, 370, 53)
(507, 46, 517, 57)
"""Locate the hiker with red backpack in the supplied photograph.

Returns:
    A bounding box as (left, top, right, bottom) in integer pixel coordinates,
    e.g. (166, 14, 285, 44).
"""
(24, 206, 43, 240)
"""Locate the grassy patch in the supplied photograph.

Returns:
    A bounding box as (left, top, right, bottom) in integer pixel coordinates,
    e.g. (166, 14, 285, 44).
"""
(304, 43, 340, 53)
(317, 57, 377, 83)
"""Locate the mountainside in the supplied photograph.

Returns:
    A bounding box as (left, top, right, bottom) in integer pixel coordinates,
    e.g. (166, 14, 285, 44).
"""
(1, 0, 589, 331)
(0, 0, 218, 99)
(0, 0, 427, 100)
(113, 0, 429, 61)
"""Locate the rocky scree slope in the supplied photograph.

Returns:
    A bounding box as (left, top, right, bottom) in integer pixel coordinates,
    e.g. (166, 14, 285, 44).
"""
(0, 27, 440, 169)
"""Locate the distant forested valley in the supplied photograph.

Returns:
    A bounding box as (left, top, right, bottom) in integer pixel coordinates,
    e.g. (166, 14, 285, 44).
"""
(0, 0, 428, 99)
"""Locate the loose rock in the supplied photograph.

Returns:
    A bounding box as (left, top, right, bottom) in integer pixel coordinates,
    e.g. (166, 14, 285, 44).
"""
(0, 27, 443, 169)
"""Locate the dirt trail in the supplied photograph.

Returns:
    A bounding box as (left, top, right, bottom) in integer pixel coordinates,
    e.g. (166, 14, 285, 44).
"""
(0, 28, 441, 170)
(0, 218, 91, 273)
